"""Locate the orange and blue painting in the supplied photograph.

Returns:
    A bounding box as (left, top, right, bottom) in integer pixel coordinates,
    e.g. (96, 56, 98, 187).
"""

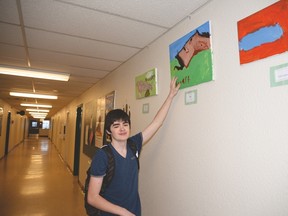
(238, 0, 288, 64)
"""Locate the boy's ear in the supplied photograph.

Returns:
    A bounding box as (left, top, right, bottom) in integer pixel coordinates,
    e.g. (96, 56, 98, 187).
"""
(106, 129, 111, 135)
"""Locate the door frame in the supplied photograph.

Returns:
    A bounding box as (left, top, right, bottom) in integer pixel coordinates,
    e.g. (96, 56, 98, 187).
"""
(73, 105, 83, 176)
(5, 112, 11, 156)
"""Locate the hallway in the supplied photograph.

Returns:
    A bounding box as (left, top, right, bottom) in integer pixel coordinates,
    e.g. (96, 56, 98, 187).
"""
(0, 137, 87, 216)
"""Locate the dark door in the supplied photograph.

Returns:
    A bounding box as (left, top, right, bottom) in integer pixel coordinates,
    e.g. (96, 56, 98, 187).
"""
(73, 105, 82, 176)
(4, 112, 11, 156)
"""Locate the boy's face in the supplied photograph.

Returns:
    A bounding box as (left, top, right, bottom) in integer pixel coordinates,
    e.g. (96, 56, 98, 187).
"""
(108, 120, 130, 142)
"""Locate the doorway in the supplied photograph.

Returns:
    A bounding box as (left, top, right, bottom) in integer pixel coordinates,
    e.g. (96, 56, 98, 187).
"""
(4, 112, 11, 156)
(73, 105, 82, 176)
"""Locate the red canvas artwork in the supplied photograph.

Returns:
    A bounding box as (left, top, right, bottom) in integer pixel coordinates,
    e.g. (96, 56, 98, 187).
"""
(238, 0, 288, 64)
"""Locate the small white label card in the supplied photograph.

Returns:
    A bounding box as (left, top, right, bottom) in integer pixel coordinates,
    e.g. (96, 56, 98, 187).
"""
(142, 103, 149, 113)
(185, 89, 197, 105)
(270, 63, 288, 87)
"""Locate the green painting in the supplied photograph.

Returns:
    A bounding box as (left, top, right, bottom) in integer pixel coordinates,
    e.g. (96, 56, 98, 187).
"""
(135, 68, 158, 99)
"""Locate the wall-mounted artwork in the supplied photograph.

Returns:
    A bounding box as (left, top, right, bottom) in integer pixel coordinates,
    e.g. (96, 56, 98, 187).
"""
(238, 0, 288, 64)
(105, 91, 116, 114)
(84, 100, 96, 147)
(0, 106, 3, 136)
(83, 100, 97, 158)
(95, 91, 116, 147)
(95, 97, 105, 148)
(83, 91, 116, 159)
(135, 68, 158, 99)
(123, 103, 131, 118)
(169, 21, 213, 89)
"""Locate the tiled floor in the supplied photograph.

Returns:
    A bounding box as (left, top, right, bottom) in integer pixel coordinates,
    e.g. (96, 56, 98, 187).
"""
(0, 137, 87, 216)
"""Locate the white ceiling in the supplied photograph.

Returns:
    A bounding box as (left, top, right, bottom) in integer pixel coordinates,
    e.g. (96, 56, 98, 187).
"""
(0, 0, 210, 118)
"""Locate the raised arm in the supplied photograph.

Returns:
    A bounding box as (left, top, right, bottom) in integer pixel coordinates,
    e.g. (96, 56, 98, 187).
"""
(142, 76, 180, 144)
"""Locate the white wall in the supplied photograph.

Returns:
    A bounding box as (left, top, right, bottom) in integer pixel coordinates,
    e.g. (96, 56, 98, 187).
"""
(0, 99, 27, 158)
(52, 0, 288, 215)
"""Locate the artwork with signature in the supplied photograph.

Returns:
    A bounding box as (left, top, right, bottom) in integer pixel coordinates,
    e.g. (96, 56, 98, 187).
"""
(169, 21, 213, 89)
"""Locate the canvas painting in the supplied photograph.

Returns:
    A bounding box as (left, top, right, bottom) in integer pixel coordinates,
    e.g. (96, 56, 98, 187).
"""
(83, 91, 115, 158)
(95, 97, 105, 148)
(84, 100, 97, 147)
(95, 91, 116, 147)
(169, 21, 213, 89)
(105, 91, 115, 114)
(0, 106, 3, 136)
(135, 68, 158, 99)
(238, 0, 288, 64)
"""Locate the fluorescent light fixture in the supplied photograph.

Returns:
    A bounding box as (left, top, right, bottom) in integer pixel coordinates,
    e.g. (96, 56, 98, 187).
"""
(21, 103, 52, 108)
(10, 92, 57, 99)
(31, 116, 47, 118)
(0, 66, 70, 81)
(29, 112, 48, 115)
(31, 116, 47, 119)
(26, 109, 49, 112)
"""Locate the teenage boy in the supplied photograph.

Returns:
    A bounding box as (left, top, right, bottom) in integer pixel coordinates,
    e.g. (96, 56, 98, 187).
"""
(87, 77, 180, 216)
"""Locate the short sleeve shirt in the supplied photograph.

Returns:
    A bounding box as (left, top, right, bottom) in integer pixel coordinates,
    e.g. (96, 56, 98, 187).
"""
(90, 133, 143, 216)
